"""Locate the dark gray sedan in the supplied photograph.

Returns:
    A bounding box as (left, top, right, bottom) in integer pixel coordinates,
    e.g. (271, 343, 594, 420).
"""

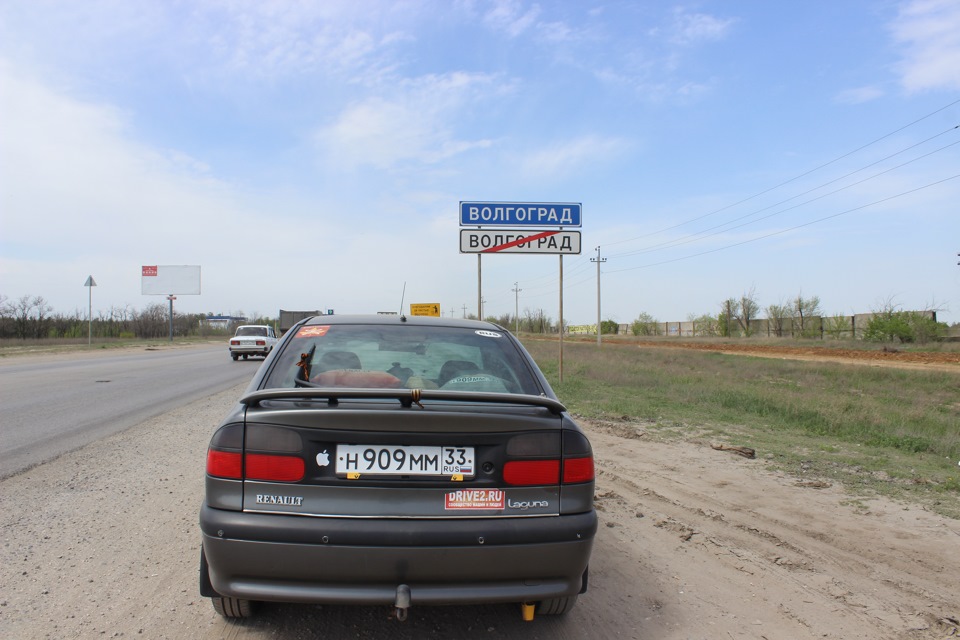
(199, 314, 596, 621)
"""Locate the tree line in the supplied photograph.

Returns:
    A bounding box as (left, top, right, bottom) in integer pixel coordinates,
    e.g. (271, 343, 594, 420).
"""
(628, 289, 950, 344)
(2, 289, 950, 345)
(0, 294, 262, 341)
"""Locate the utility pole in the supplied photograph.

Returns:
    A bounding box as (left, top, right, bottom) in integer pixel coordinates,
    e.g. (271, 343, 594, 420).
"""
(83, 275, 97, 345)
(462, 304, 467, 319)
(590, 246, 606, 346)
(512, 282, 521, 335)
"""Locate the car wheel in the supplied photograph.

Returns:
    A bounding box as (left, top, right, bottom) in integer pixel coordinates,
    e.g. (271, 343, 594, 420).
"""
(536, 595, 578, 615)
(231, 354, 239, 361)
(211, 596, 255, 618)
(243, 355, 248, 360)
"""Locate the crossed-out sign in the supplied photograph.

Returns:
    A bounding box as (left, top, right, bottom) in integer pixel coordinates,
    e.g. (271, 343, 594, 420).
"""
(459, 229, 581, 254)
(458, 201, 582, 255)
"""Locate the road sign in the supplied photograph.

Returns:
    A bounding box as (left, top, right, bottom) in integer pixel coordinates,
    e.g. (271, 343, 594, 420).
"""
(460, 229, 581, 254)
(410, 303, 440, 317)
(459, 202, 581, 227)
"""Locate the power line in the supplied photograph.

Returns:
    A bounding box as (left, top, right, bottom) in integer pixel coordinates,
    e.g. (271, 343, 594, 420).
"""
(610, 136, 960, 259)
(604, 98, 960, 247)
(607, 172, 960, 274)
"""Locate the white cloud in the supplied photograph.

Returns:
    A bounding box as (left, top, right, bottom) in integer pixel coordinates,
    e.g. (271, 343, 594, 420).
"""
(482, 0, 542, 37)
(890, 0, 960, 92)
(668, 9, 735, 46)
(834, 85, 885, 104)
(0, 60, 260, 301)
(0, 57, 476, 317)
(517, 135, 628, 179)
(313, 72, 502, 170)
(0, 60, 234, 230)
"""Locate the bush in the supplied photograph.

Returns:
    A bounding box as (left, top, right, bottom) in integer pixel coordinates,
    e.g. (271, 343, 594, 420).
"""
(630, 312, 660, 336)
(863, 309, 946, 344)
(823, 314, 851, 340)
(600, 319, 619, 335)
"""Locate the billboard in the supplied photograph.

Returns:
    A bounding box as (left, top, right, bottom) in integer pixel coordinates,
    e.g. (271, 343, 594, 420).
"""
(141, 265, 201, 295)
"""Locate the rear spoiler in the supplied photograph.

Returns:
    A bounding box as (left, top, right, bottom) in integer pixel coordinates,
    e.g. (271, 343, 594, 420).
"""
(241, 388, 567, 415)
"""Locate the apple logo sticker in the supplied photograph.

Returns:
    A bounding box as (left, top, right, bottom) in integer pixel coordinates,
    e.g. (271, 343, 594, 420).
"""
(316, 450, 330, 467)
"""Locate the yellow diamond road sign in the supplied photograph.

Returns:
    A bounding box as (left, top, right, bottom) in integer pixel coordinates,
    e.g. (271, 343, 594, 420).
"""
(410, 303, 440, 317)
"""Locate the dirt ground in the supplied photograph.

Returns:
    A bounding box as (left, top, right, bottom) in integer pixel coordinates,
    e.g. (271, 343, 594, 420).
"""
(614, 338, 960, 372)
(1, 347, 959, 639)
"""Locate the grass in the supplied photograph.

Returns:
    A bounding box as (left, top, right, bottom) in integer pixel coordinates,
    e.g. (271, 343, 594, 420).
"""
(523, 338, 960, 518)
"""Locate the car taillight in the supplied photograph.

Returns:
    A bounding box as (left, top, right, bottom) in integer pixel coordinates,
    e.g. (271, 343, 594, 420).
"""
(245, 453, 304, 481)
(206, 450, 304, 482)
(256, 340, 265, 346)
(504, 460, 560, 485)
(207, 449, 242, 479)
(502, 430, 595, 486)
(206, 424, 305, 482)
(230, 339, 240, 345)
(562, 456, 595, 483)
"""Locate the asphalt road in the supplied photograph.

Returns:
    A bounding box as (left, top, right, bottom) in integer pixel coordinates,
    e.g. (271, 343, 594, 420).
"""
(0, 344, 259, 479)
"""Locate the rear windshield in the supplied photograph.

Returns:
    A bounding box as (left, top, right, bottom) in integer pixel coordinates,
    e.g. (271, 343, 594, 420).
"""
(263, 324, 542, 395)
(236, 326, 268, 337)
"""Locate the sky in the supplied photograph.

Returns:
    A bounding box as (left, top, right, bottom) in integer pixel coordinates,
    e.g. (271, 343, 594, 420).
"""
(2, 0, 960, 327)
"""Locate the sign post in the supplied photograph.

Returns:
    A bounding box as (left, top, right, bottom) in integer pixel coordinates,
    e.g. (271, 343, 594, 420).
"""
(458, 202, 582, 382)
(166, 296, 177, 342)
(83, 275, 96, 345)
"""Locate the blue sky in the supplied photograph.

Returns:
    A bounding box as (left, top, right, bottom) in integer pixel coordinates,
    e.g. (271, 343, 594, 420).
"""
(2, 0, 959, 327)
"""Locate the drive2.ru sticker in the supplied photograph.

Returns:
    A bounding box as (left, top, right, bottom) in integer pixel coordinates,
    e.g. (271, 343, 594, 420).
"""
(445, 489, 505, 510)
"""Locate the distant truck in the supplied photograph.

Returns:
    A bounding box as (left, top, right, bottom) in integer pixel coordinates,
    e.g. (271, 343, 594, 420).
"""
(279, 309, 320, 334)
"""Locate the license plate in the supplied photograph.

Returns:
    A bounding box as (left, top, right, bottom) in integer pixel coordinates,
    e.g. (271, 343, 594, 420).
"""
(336, 445, 475, 477)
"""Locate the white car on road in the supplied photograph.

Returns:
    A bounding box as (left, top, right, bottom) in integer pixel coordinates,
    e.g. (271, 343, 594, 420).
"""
(229, 325, 278, 360)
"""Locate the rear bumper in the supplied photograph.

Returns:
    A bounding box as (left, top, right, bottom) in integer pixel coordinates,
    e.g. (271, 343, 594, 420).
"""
(229, 346, 270, 355)
(200, 504, 596, 605)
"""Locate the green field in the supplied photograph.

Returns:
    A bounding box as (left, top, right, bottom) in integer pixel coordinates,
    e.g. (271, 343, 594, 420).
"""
(523, 338, 960, 519)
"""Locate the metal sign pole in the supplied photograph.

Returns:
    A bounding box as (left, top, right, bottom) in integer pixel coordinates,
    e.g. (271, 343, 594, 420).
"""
(559, 254, 564, 383)
(477, 254, 482, 320)
(167, 295, 175, 342)
(84, 275, 96, 345)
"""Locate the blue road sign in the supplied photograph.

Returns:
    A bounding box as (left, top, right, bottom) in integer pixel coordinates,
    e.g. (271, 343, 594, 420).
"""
(459, 201, 582, 227)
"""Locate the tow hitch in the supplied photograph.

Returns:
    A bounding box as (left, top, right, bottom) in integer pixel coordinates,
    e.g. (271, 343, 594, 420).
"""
(394, 584, 411, 621)
(521, 602, 535, 621)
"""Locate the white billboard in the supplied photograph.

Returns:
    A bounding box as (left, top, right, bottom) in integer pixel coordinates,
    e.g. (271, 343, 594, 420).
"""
(141, 265, 201, 295)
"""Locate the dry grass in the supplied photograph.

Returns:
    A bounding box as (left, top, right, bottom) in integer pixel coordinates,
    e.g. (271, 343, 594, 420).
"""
(523, 338, 960, 517)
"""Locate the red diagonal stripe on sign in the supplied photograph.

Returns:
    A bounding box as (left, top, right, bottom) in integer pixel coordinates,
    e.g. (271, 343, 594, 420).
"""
(481, 230, 558, 253)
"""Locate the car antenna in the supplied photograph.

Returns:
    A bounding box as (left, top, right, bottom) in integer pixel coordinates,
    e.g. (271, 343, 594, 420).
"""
(399, 282, 407, 321)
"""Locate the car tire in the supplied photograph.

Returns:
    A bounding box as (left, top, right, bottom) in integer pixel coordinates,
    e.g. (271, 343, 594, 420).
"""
(536, 595, 578, 615)
(211, 596, 255, 618)
(231, 354, 239, 361)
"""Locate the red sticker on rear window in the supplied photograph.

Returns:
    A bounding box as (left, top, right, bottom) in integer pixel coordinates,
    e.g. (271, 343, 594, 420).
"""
(296, 326, 330, 338)
(445, 489, 505, 510)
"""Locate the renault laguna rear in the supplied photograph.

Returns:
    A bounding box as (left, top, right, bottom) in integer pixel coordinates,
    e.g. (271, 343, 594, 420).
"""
(199, 315, 596, 621)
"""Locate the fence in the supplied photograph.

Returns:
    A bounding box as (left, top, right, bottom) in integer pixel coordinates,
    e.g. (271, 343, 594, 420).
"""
(602, 311, 941, 340)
